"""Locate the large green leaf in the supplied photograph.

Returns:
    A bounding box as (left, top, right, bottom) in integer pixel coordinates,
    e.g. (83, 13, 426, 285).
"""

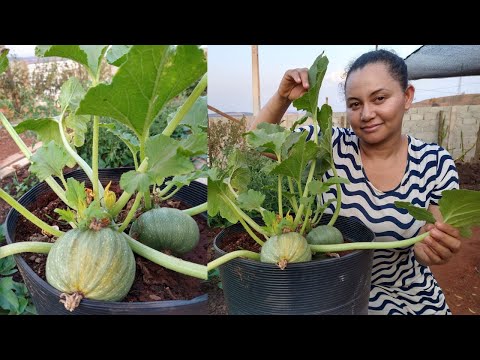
(395, 189, 480, 238)
(15, 118, 62, 146)
(180, 96, 207, 133)
(308, 177, 349, 195)
(179, 133, 207, 156)
(0, 256, 17, 276)
(237, 189, 265, 211)
(293, 52, 329, 115)
(145, 134, 195, 183)
(281, 131, 303, 160)
(207, 179, 239, 224)
(394, 201, 437, 224)
(65, 178, 87, 212)
(227, 150, 250, 193)
(77, 45, 206, 138)
(0, 48, 9, 74)
(166, 171, 208, 188)
(271, 131, 319, 183)
(100, 122, 140, 158)
(64, 114, 90, 147)
(314, 105, 334, 178)
(29, 141, 73, 180)
(59, 77, 86, 112)
(120, 170, 153, 194)
(245, 123, 290, 157)
(289, 113, 310, 132)
(36, 45, 108, 76)
(318, 103, 332, 135)
(439, 189, 480, 237)
(0, 277, 19, 313)
(65, 178, 87, 213)
(106, 45, 132, 66)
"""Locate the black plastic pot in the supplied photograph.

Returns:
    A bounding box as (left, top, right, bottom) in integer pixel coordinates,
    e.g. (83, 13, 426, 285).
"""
(214, 214, 375, 315)
(5, 167, 207, 315)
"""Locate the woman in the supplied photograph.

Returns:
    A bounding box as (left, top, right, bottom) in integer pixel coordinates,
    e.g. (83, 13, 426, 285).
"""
(251, 49, 462, 315)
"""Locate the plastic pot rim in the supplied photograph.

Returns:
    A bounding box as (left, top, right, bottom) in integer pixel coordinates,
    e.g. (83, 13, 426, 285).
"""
(5, 167, 207, 310)
(213, 217, 375, 270)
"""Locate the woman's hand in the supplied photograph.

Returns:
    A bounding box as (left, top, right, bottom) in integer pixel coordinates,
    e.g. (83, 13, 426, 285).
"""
(249, 67, 311, 130)
(414, 222, 462, 266)
(278, 68, 310, 101)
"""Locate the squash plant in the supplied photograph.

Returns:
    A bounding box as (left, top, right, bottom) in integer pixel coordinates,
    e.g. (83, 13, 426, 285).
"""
(207, 52, 480, 272)
(0, 45, 208, 311)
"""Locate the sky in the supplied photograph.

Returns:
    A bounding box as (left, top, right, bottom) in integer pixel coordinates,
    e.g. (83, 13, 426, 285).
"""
(208, 45, 480, 113)
(7, 45, 480, 114)
(5, 45, 36, 58)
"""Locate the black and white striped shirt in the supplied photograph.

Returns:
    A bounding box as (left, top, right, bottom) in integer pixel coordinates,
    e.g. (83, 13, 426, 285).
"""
(300, 125, 459, 315)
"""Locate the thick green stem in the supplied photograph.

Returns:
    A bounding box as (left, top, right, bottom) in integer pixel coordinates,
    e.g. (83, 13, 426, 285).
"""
(58, 115, 104, 199)
(287, 177, 299, 212)
(132, 151, 139, 170)
(327, 166, 342, 227)
(238, 217, 265, 246)
(138, 138, 152, 210)
(58, 172, 68, 190)
(162, 73, 207, 137)
(227, 183, 239, 199)
(294, 160, 316, 226)
(0, 242, 53, 259)
(293, 109, 319, 226)
(310, 232, 430, 253)
(295, 179, 303, 199)
(300, 207, 312, 236)
(182, 202, 207, 216)
(311, 197, 322, 225)
(225, 196, 268, 237)
(226, 184, 266, 216)
(312, 108, 319, 144)
(110, 191, 132, 217)
(278, 175, 283, 218)
(110, 157, 149, 217)
(139, 138, 146, 163)
(157, 182, 175, 198)
(124, 233, 207, 280)
(92, 115, 100, 200)
(0, 189, 64, 237)
(207, 250, 261, 271)
(117, 192, 142, 233)
(161, 186, 181, 201)
(0, 113, 69, 206)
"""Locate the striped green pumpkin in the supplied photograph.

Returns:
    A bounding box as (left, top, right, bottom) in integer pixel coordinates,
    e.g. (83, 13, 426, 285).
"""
(129, 207, 199, 255)
(46, 227, 135, 302)
(260, 232, 312, 269)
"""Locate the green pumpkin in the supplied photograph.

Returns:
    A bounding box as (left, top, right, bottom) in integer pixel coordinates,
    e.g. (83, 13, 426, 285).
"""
(46, 227, 135, 302)
(260, 232, 312, 269)
(129, 207, 199, 255)
(306, 225, 343, 245)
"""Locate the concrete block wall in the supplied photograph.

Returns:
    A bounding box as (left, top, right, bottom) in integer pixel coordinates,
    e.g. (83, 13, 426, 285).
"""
(210, 105, 480, 162)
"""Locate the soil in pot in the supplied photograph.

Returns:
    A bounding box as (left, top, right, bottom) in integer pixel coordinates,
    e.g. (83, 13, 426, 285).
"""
(12, 181, 216, 303)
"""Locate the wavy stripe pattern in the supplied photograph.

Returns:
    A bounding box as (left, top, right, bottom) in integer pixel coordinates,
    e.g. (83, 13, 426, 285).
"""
(299, 125, 458, 315)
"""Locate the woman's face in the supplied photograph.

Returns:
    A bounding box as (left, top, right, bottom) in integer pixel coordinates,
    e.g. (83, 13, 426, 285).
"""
(345, 62, 414, 145)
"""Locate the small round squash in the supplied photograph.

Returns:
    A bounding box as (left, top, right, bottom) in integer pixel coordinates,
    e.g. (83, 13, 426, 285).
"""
(306, 225, 343, 246)
(129, 207, 200, 255)
(46, 227, 135, 302)
(260, 232, 312, 269)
